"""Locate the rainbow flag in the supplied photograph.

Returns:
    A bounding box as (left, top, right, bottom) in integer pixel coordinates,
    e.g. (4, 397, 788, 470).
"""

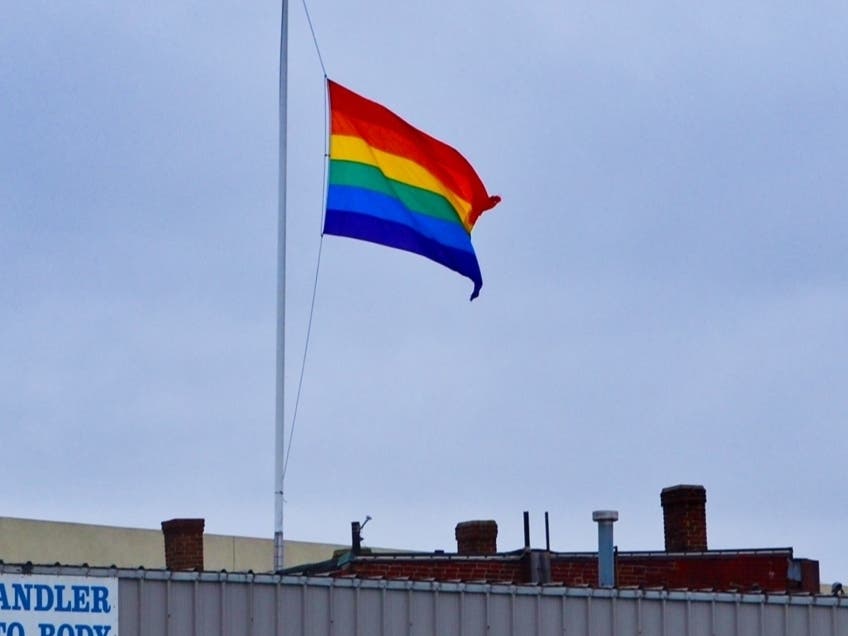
(324, 80, 501, 300)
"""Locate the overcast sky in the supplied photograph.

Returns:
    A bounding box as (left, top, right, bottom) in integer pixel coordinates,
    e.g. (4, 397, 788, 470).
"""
(3, 2, 847, 583)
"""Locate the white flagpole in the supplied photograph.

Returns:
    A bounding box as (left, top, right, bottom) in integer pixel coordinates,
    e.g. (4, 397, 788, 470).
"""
(274, 0, 289, 572)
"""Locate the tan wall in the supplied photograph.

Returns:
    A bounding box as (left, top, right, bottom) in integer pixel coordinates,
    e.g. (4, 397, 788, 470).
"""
(0, 516, 344, 572)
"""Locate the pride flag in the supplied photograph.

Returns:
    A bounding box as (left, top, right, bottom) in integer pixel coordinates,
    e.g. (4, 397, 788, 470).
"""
(324, 80, 501, 300)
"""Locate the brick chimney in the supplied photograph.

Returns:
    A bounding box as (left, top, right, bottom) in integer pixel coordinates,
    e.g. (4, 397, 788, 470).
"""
(455, 520, 498, 555)
(661, 485, 707, 552)
(162, 518, 205, 570)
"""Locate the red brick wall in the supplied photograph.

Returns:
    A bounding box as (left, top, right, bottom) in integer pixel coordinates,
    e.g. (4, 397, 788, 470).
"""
(455, 521, 498, 556)
(797, 559, 822, 593)
(161, 518, 205, 571)
(661, 485, 708, 552)
(549, 557, 597, 586)
(344, 558, 523, 582)
(338, 551, 819, 593)
(553, 552, 819, 593)
(615, 554, 787, 591)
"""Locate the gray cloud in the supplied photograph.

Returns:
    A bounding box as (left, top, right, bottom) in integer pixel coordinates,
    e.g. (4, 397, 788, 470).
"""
(2, 1, 846, 583)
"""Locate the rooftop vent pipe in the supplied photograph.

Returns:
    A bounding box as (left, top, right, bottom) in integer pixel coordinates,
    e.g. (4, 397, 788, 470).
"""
(351, 521, 362, 555)
(592, 510, 618, 588)
(523, 511, 530, 549)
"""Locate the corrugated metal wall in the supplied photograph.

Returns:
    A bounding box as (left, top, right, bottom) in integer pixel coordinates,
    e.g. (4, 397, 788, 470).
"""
(7, 565, 848, 636)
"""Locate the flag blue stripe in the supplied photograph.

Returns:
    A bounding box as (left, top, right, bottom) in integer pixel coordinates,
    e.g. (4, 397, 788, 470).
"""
(326, 184, 474, 253)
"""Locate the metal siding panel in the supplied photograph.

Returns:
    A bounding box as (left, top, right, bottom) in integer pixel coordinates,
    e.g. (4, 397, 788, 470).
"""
(36, 569, 848, 636)
(435, 587, 461, 636)
(354, 587, 383, 636)
(118, 578, 140, 636)
(461, 591, 486, 636)
(537, 591, 563, 635)
(279, 582, 305, 636)
(663, 597, 688, 636)
(224, 581, 247, 636)
(513, 594, 537, 635)
(838, 601, 848, 636)
(195, 578, 221, 636)
(839, 601, 848, 636)
(140, 578, 168, 636)
(561, 593, 589, 636)
(762, 602, 786, 636)
(588, 594, 613, 636)
(384, 587, 411, 636)
(612, 595, 638, 636)
(788, 603, 809, 636)
(487, 591, 510, 636)
(219, 581, 228, 636)
(738, 602, 761, 635)
(251, 580, 278, 635)
(688, 599, 713, 636)
(811, 605, 835, 636)
(306, 585, 331, 636)
(409, 588, 435, 636)
(329, 582, 354, 636)
(639, 598, 665, 635)
(714, 599, 737, 635)
(168, 580, 195, 636)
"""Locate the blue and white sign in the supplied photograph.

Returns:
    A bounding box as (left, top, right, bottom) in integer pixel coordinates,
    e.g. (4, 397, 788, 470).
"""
(0, 574, 118, 636)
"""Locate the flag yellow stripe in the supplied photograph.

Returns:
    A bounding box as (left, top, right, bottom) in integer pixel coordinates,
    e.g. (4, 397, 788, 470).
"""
(330, 134, 474, 229)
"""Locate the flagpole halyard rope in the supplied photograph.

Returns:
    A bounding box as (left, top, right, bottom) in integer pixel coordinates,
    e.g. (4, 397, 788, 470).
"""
(300, 0, 327, 77)
(281, 187, 327, 479)
(281, 15, 330, 481)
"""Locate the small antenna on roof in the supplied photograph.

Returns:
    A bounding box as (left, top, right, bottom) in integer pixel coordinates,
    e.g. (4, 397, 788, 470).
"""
(351, 515, 372, 555)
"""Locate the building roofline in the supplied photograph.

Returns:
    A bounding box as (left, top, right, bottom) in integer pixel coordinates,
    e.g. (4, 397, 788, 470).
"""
(275, 546, 800, 579)
(0, 515, 344, 548)
(304, 546, 796, 564)
(0, 561, 842, 606)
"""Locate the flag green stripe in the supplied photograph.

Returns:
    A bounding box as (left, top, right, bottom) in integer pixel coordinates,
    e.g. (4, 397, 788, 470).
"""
(329, 160, 464, 227)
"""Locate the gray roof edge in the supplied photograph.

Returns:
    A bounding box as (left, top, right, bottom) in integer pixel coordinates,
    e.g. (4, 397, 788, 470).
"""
(0, 562, 842, 607)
